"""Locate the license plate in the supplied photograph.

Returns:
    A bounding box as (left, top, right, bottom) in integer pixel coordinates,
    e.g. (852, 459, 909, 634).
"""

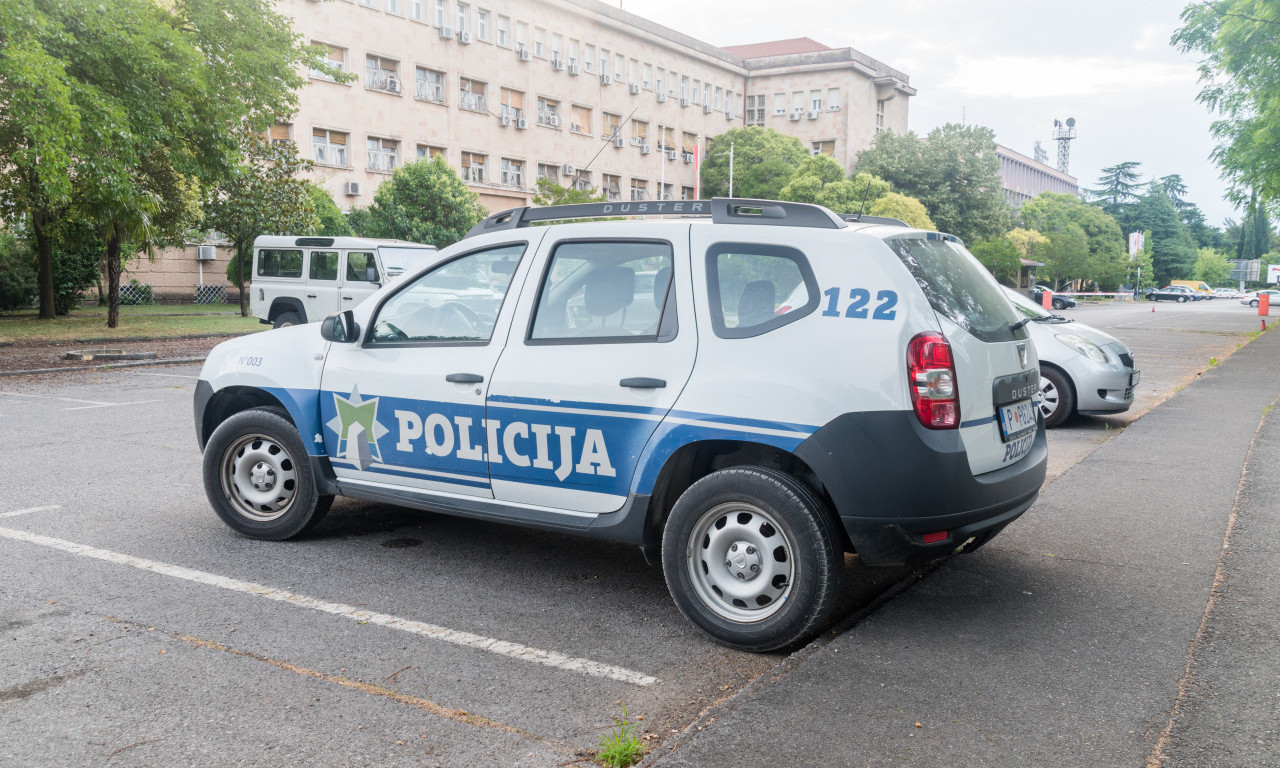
(998, 399, 1037, 442)
(1130, 371, 1141, 387)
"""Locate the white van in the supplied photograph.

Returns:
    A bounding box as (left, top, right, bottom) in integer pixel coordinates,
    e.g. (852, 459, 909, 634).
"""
(250, 236, 438, 328)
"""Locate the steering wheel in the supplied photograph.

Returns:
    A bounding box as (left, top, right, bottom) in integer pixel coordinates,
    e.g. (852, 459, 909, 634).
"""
(373, 321, 408, 342)
(433, 302, 483, 338)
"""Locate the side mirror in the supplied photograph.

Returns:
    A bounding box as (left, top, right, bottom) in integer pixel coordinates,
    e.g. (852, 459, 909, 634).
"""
(320, 310, 360, 343)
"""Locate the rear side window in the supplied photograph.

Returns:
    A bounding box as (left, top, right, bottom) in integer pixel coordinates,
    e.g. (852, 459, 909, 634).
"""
(887, 236, 1026, 343)
(256, 249, 302, 278)
(706, 243, 817, 338)
(309, 251, 339, 281)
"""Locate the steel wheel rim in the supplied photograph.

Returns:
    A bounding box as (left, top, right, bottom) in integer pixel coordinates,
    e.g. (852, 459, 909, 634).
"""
(1038, 375, 1060, 420)
(686, 502, 796, 623)
(220, 433, 298, 522)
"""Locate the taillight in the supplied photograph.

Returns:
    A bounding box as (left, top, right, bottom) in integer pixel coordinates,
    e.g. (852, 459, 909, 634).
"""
(907, 332, 959, 429)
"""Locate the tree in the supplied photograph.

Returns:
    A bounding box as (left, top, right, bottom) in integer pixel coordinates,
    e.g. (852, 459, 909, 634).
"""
(969, 237, 1023, 286)
(868, 193, 935, 230)
(532, 177, 607, 206)
(778, 157, 893, 214)
(0, 227, 37, 312)
(1194, 247, 1232, 285)
(1129, 230, 1156, 291)
(1132, 183, 1198, 284)
(362, 156, 487, 248)
(855, 124, 1009, 243)
(700, 127, 809, 200)
(1173, 2, 1280, 209)
(306, 183, 354, 237)
(205, 132, 318, 316)
(1021, 192, 1128, 289)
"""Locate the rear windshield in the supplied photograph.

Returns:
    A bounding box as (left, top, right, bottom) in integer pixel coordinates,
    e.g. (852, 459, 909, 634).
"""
(886, 235, 1026, 343)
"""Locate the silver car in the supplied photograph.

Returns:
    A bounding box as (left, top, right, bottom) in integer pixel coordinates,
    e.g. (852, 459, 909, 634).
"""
(1004, 288, 1140, 427)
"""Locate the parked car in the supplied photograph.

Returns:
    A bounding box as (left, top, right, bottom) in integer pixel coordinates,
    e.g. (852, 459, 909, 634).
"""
(1003, 287, 1139, 428)
(1212, 287, 1244, 299)
(195, 198, 1048, 652)
(1241, 289, 1280, 308)
(1146, 285, 1202, 302)
(1170, 279, 1214, 299)
(1031, 288, 1076, 310)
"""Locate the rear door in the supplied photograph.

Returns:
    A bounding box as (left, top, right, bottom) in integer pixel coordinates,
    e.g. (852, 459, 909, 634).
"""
(339, 249, 382, 311)
(885, 234, 1039, 475)
(305, 249, 342, 320)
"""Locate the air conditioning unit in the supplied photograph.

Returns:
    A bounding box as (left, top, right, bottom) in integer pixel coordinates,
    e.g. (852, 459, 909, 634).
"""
(680, 97, 690, 108)
(702, 103, 713, 114)
(612, 136, 625, 148)
(726, 111, 735, 121)
(657, 92, 667, 103)
(629, 83, 641, 95)
(548, 115, 560, 127)
(639, 143, 651, 155)
(630, 136, 643, 146)
(665, 149, 677, 160)
(806, 111, 819, 120)
(552, 56, 565, 71)
(568, 63, 580, 76)
(562, 164, 576, 176)
(516, 117, 529, 129)
(458, 30, 472, 44)
(439, 26, 453, 39)
(788, 112, 801, 122)
(682, 152, 694, 164)
(386, 76, 401, 93)
(196, 245, 217, 261)
(344, 181, 363, 196)
(517, 47, 531, 62)
(601, 73, 613, 85)
(499, 113, 512, 126)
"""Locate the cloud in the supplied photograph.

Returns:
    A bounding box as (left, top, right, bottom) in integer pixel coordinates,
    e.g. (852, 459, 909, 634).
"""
(938, 54, 1197, 99)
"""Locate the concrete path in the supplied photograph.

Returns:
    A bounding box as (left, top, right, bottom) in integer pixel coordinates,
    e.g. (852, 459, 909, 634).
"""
(654, 327, 1280, 767)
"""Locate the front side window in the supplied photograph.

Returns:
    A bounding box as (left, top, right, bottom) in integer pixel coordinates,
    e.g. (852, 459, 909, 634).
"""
(257, 249, 303, 278)
(706, 243, 816, 338)
(346, 252, 380, 283)
(370, 244, 525, 343)
(530, 241, 674, 343)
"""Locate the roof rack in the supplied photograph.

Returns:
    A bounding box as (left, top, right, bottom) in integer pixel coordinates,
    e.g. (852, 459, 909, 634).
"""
(463, 197, 846, 239)
(839, 213, 909, 227)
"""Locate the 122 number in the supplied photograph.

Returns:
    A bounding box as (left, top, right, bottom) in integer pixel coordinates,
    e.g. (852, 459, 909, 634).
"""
(821, 287, 898, 321)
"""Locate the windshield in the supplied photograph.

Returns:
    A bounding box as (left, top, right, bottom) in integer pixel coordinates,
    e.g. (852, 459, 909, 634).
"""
(379, 246, 439, 276)
(1001, 286, 1067, 322)
(887, 235, 1027, 343)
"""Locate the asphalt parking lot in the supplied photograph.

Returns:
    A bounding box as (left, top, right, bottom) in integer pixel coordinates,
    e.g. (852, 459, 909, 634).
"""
(1, 298, 1274, 766)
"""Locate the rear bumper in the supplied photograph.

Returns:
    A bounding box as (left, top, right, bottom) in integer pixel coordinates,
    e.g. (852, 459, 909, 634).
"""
(795, 410, 1047, 566)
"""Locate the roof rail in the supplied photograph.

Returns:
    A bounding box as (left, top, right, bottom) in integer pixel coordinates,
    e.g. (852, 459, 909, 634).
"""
(839, 213, 909, 227)
(463, 197, 846, 239)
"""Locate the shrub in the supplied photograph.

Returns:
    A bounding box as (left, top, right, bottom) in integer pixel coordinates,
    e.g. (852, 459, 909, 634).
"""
(0, 231, 37, 311)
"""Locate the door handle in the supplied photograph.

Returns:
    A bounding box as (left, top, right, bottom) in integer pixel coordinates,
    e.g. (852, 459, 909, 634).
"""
(446, 373, 485, 384)
(342, 296, 354, 301)
(306, 294, 317, 299)
(620, 377, 666, 389)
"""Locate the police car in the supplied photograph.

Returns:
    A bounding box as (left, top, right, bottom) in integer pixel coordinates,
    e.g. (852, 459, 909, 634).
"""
(194, 198, 1047, 652)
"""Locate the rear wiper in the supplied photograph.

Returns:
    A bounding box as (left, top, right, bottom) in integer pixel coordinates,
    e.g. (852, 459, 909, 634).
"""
(1010, 317, 1034, 332)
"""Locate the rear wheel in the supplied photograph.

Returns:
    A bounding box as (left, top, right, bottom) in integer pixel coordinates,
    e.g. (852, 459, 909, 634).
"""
(1052, 299, 1067, 310)
(1177, 296, 1188, 303)
(1251, 299, 1260, 308)
(662, 467, 842, 652)
(1038, 366, 1075, 428)
(273, 311, 303, 329)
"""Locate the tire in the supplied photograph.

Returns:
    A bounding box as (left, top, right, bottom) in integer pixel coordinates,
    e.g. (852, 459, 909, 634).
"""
(1052, 299, 1067, 310)
(1177, 296, 1188, 303)
(1251, 299, 1260, 308)
(661, 466, 842, 652)
(203, 407, 333, 540)
(273, 311, 303, 329)
(1038, 366, 1075, 429)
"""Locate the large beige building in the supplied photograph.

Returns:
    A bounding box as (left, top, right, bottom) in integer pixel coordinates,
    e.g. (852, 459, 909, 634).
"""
(128, 0, 913, 299)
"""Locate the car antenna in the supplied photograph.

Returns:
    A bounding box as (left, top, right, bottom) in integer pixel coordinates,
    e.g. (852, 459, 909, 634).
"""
(553, 106, 639, 206)
(853, 178, 872, 221)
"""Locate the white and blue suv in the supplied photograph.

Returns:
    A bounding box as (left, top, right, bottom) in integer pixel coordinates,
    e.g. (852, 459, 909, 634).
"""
(195, 199, 1047, 651)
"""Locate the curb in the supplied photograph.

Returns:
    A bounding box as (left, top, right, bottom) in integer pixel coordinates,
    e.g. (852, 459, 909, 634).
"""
(0, 357, 208, 378)
(7, 332, 254, 348)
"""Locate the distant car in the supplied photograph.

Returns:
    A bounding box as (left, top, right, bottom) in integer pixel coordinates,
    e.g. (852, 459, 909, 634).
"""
(1003, 287, 1139, 428)
(1241, 289, 1280, 308)
(1146, 285, 1201, 302)
(1212, 288, 1244, 299)
(1030, 289, 1076, 310)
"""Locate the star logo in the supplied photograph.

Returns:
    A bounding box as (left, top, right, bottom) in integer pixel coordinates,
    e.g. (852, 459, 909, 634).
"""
(325, 386, 389, 470)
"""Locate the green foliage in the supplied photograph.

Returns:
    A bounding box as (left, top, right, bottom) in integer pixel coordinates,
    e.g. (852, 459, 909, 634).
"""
(1132, 183, 1198, 284)
(1194, 247, 1232, 285)
(50, 225, 103, 315)
(1173, 2, 1280, 209)
(969, 237, 1024, 286)
(869, 192, 935, 230)
(346, 207, 377, 238)
(700, 127, 810, 200)
(363, 156, 487, 248)
(1021, 192, 1128, 289)
(777, 156, 892, 214)
(306, 183, 354, 237)
(596, 703, 645, 768)
(532, 177, 608, 206)
(0, 229, 37, 311)
(855, 124, 1009, 243)
(118, 278, 155, 306)
(1088, 161, 1143, 231)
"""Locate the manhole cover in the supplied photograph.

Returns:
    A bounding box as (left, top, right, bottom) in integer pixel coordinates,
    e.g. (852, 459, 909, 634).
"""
(63, 349, 158, 362)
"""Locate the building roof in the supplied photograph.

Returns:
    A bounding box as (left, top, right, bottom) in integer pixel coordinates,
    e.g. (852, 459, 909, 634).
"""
(722, 37, 832, 59)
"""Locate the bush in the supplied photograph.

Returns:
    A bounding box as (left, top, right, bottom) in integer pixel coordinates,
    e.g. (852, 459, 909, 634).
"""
(52, 228, 103, 315)
(119, 279, 155, 305)
(0, 231, 37, 311)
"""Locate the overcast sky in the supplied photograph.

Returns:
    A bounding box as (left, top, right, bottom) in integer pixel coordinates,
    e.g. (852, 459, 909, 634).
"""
(626, 0, 1238, 227)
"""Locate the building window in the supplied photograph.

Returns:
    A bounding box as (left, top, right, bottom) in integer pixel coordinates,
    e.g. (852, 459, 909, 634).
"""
(602, 173, 621, 201)
(365, 55, 401, 94)
(411, 0, 424, 21)
(537, 163, 559, 185)
(476, 9, 489, 40)
(434, 0, 445, 26)
(386, 0, 401, 14)
(417, 144, 445, 160)
(551, 33, 564, 63)
(791, 90, 804, 113)
(681, 186, 694, 200)
(692, 79, 701, 104)
(876, 99, 886, 132)
(642, 63, 653, 90)
(603, 112, 621, 140)
(827, 87, 840, 111)
(533, 27, 545, 58)
(312, 128, 349, 167)
(659, 183, 673, 201)
(415, 67, 445, 103)
(631, 119, 648, 146)
(496, 14, 509, 46)
(455, 2, 469, 34)
(812, 140, 835, 156)
(773, 92, 785, 115)
(459, 77, 486, 111)
(615, 53, 625, 82)
(500, 157, 524, 187)
(461, 151, 486, 183)
(269, 124, 292, 147)
(657, 125, 674, 151)
(682, 132, 698, 162)
(537, 97, 560, 128)
(572, 171, 592, 192)
(367, 137, 400, 172)
(584, 44, 595, 72)
(809, 90, 823, 112)
(571, 105, 591, 134)
(746, 95, 766, 126)
(629, 178, 649, 201)
(311, 43, 347, 81)
(516, 21, 528, 51)
(499, 87, 524, 122)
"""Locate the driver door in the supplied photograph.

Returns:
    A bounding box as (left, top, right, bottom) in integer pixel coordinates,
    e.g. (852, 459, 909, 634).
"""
(319, 242, 531, 499)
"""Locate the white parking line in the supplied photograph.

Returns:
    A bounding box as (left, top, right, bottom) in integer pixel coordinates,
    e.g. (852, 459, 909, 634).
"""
(0, 526, 657, 687)
(0, 505, 60, 518)
(0, 391, 162, 410)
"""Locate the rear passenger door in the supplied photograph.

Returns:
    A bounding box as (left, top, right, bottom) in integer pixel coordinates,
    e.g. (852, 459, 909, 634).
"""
(485, 224, 697, 515)
(305, 249, 341, 320)
(339, 250, 381, 310)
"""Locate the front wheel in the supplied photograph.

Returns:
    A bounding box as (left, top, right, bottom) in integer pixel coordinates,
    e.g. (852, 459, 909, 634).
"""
(273, 311, 303, 329)
(662, 467, 842, 652)
(1251, 299, 1260, 308)
(1038, 366, 1075, 428)
(203, 408, 332, 540)
(1052, 299, 1067, 310)
(1177, 296, 1188, 303)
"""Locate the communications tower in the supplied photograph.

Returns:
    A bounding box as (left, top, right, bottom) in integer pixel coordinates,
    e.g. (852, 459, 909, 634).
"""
(1051, 117, 1077, 175)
